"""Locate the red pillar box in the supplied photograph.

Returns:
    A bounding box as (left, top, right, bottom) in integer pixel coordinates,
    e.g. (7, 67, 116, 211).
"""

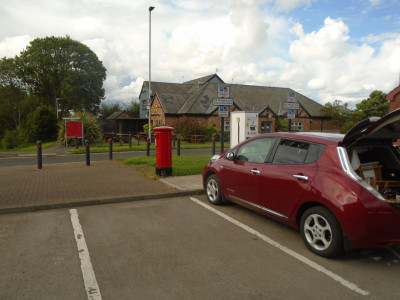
(154, 126, 174, 176)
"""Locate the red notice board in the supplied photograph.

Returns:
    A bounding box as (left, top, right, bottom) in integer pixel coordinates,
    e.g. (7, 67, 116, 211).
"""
(66, 121, 83, 138)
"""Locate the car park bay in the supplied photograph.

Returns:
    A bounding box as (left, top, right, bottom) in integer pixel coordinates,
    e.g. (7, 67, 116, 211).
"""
(1, 196, 399, 299)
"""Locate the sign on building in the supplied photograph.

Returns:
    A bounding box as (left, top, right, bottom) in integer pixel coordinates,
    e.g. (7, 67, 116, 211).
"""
(213, 98, 234, 106)
(283, 102, 299, 110)
(218, 86, 230, 98)
(287, 109, 296, 120)
(218, 106, 229, 117)
(287, 92, 297, 103)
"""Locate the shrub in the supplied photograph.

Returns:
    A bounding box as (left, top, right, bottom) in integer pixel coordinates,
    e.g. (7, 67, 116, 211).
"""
(173, 117, 208, 139)
(1, 130, 18, 149)
(0, 127, 30, 149)
(205, 125, 220, 141)
(25, 105, 58, 142)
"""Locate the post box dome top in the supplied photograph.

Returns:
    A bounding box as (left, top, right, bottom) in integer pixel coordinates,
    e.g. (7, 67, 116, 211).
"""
(153, 126, 174, 132)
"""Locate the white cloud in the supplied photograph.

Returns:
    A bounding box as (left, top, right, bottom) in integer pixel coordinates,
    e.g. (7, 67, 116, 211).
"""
(0, 0, 399, 107)
(0, 35, 31, 57)
(271, 0, 318, 12)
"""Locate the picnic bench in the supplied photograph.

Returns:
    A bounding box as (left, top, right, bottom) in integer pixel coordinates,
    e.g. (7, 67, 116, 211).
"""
(188, 135, 206, 144)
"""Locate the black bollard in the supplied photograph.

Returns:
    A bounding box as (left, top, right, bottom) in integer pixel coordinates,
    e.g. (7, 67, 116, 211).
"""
(146, 138, 150, 156)
(212, 135, 216, 156)
(37, 141, 42, 169)
(177, 137, 181, 156)
(108, 138, 113, 160)
(85, 140, 90, 166)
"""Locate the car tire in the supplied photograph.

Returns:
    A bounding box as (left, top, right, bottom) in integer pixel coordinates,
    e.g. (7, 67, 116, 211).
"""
(300, 206, 344, 258)
(206, 174, 224, 205)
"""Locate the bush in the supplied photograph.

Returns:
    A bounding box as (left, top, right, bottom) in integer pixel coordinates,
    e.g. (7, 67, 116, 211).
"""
(173, 117, 208, 139)
(25, 105, 58, 142)
(276, 117, 289, 132)
(1, 130, 18, 149)
(1, 127, 31, 149)
(205, 125, 219, 141)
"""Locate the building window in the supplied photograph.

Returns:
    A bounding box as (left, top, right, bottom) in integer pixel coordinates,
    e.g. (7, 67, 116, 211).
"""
(291, 122, 303, 131)
(224, 120, 230, 132)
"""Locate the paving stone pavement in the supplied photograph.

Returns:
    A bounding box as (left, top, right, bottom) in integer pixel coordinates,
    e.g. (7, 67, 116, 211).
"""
(0, 160, 204, 214)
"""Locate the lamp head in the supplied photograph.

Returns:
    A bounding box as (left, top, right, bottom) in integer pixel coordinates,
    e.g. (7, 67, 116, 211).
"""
(149, 6, 155, 11)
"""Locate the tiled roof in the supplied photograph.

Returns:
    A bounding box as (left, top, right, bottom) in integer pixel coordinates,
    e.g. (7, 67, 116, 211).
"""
(144, 74, 325, 117)
(106, 111, 134, 120)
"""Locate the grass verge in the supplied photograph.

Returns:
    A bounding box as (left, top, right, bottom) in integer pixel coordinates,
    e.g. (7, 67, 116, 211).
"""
(120, 155, 211, 176)
(0, 141, 57, 152)
(68, 141, 229, 154)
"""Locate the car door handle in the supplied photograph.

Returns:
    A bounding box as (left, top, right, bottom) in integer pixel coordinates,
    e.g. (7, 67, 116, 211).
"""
(251, 169, 260, 174)
(293, 174, 308, 181)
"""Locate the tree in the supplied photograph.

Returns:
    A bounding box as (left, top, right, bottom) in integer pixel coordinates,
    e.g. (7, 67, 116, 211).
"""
(355, 90, 389, 119)
(125, 100, 140, 118)
(321, 100, 355, 133)
(0, 57, 26, 136)
(16, 36, 107, 118)
(97, 101, 123, 123)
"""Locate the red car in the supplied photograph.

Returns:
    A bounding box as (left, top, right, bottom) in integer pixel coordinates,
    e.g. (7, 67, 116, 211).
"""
(203, 109, 400, 257)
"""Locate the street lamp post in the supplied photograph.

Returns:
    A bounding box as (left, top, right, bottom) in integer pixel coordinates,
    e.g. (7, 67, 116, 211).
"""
(148, 6, 155, 143)
(56, 98, 62, 119)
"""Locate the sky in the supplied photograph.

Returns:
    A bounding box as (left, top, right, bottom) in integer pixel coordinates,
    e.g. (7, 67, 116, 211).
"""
(1, 0, 400, 107)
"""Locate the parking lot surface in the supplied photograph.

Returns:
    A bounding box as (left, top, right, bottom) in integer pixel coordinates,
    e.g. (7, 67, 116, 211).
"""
(1, 195, 400, 299)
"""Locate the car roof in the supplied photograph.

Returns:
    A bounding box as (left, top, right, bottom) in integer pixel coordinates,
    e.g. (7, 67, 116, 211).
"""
(259, 132, 343, 145)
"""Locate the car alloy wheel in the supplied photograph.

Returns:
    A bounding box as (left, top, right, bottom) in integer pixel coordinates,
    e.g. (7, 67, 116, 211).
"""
(206, 174, 223, 205)
(300, 207, 343, 257)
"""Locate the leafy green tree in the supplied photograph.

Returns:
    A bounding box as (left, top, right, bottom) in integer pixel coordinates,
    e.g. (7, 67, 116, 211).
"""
(125, 100, 140, 118)
(0, 57, 26, 137)
(97, 101, 123, 123)
(355, 90, 389, 119)
(17, 36, 107, 118)
(321, 100, 355, 133)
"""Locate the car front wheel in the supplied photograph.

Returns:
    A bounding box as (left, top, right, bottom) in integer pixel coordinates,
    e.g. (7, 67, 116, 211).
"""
(300, 206, 344, 257)
(206, 174, 223, 205)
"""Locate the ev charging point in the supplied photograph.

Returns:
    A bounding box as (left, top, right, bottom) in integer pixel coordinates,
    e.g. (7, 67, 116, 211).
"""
(154, 126, 174, 176)
(230, 111, 259, 148)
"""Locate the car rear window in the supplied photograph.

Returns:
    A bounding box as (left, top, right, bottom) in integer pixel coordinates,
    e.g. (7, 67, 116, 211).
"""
(272, 139, 323, 164)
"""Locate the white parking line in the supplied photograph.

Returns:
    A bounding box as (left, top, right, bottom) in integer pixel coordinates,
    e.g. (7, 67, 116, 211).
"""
(189, 197, 370, 297)
(70, 209, 102, 300)
(388, 247, 400, 260)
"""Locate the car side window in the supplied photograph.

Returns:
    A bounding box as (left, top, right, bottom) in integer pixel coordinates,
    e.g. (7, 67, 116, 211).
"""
(236, 137, 275, 163)
(272, 139, 311, 164)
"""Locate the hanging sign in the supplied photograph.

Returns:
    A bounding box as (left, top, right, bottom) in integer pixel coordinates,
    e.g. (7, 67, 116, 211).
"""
(219, 106, 229, 117)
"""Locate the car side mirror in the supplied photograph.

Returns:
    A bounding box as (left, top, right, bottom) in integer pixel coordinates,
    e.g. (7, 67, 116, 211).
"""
(226, 152, 236, 161)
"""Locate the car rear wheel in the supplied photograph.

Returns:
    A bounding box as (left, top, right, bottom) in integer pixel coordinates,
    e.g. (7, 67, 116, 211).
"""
(206, 174, 224, 205)
(300, 206, 344, 257)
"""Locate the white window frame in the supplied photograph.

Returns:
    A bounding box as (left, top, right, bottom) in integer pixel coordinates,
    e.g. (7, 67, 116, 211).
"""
(291, 121, 303, 131)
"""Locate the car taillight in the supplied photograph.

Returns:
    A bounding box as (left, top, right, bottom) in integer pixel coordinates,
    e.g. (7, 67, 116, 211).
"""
(337, 147, 386, 202)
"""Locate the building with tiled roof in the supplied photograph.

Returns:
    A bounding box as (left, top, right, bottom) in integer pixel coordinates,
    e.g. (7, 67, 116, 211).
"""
(138, 74, 339, 133)
(387, 84, 400, 112)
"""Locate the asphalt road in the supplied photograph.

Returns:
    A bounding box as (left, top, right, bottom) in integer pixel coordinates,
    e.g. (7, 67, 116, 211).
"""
(1, 195, 399, 299)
